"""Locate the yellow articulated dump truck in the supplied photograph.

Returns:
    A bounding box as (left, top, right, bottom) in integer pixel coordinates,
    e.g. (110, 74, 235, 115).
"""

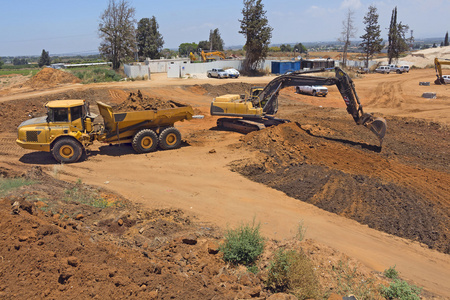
(16, 99, 195, 163)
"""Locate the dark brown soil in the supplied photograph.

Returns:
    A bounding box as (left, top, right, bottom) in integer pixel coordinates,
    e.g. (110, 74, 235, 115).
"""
(232, 116, 450, 254)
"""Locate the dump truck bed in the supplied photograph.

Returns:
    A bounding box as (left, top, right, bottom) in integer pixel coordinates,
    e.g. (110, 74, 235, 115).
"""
(96, 102, 194, 143)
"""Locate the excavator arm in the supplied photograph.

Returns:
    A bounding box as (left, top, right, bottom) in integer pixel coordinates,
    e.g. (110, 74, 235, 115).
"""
(253, 67, 387, 145)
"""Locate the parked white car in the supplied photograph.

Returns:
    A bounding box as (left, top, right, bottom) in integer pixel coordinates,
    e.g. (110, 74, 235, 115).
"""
(442, 75, 450, 83)
(375, 66, 390, 74)
(224, 68, 240, 78)
(399, 65, 410, 73)
(207, 68, 228, 78)
(296, 85, 328, 97)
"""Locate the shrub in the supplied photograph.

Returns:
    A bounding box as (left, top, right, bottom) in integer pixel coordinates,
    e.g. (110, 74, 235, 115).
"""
(219, 219, 265, 266)
(380, 279, 422, 300)
(295, 220, 307, 241)
(384, 266, 399, 280)
(266, 249, 319, 300)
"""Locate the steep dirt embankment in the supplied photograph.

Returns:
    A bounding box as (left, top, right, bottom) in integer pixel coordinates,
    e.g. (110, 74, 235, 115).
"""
(232, 121, 450, 254)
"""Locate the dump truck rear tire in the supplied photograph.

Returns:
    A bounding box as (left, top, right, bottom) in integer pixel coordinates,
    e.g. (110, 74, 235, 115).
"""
(132, 129, 158, 153)
(52, 138, 83, 163)
(159, 127, 182, 150)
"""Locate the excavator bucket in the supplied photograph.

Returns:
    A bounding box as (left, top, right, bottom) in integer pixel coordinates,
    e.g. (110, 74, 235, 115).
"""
(365, 117, 387, 146)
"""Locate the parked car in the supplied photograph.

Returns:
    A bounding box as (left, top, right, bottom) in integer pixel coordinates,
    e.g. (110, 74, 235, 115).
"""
(224, 68, 240, 78)
(399, 65, 410, 73)
(296, 85, 328, 97)
(207, 68, 228, 78)
(388, 64, 408, 74)
(442, 75, 450, 83)
(375, 66, 390, 74)
(357, 67, 370, 74)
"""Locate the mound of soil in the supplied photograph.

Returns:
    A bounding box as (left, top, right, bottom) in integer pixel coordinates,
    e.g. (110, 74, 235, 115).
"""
(0, 166, 391, 300)
(197, 82, 254, 97)
(114, 90, 180, 112)
(232, 122, 450, 254)
(22, 68, 81, 89)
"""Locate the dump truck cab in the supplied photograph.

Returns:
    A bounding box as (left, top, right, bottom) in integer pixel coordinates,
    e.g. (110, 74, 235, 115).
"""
(45, 99, 94, 133)
(16, 99, 94, 163)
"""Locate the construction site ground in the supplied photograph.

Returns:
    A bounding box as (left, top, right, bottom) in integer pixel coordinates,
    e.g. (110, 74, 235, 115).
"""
(0, 67, 449, 299)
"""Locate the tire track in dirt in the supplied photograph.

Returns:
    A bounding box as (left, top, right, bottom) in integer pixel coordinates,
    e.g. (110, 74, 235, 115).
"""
(365, 79, 405, 108)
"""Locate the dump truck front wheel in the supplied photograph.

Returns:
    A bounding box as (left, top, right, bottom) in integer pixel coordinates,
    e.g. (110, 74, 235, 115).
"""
(159, 127, 182, 150)
(132, 129, 158, 153)
(52, 138, 83, 163)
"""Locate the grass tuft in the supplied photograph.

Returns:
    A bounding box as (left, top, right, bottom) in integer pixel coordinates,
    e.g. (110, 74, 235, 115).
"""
(64, 180, 113, 208)
(0, 177, 35, 197)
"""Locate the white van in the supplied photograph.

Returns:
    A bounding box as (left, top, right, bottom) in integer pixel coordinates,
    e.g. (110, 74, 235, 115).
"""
(375, 66, 390, 74)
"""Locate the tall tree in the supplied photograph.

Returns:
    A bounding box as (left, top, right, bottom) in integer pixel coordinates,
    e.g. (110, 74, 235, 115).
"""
(13, 58, 28, 65)
(280, 44, 292, 52)
(98, 0, 136, 70)
(387, 6, 409, 64)
(136, 16, 164, 60)
(239, 0, 273, 74)
(197, 40, 209, 52)
(360, 5, 383, 68)
(178, 42, 198, 56)
(445, 31, 449, 46)
(293, 43, 307, 54)
(339, 9, 357, 68)
(38, 49, 51, 67)
(209, 28, 224, 51)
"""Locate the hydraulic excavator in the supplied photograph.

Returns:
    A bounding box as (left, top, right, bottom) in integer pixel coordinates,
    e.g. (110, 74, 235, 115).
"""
(210, 67, 387, 146)
(201, 50, 226, 61)
(434, 57, 450, 84)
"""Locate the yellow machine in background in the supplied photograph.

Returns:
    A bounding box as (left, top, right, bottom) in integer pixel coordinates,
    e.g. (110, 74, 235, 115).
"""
(201, 50, 226, 61)
(434, 57, 450, 84)
(190, 50, 226, 62)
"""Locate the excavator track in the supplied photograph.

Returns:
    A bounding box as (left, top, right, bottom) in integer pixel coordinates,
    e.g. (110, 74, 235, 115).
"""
(217, 117, 289, 134)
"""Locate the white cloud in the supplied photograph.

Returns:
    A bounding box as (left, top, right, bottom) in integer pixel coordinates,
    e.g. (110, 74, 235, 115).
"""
(340, 0, 362, 10)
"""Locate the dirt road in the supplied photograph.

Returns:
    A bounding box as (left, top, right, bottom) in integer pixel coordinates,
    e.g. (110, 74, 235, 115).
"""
(1, 68, 449, 298)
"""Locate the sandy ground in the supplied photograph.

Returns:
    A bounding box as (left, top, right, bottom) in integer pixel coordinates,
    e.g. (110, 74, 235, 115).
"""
(1, 67, 449, 298)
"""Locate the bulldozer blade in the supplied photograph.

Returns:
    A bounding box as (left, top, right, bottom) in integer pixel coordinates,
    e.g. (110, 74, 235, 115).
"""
(365, 117, 387, 146)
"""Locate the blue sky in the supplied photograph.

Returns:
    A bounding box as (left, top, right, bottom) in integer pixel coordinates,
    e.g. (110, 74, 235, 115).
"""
(1, 0, 449, 56)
